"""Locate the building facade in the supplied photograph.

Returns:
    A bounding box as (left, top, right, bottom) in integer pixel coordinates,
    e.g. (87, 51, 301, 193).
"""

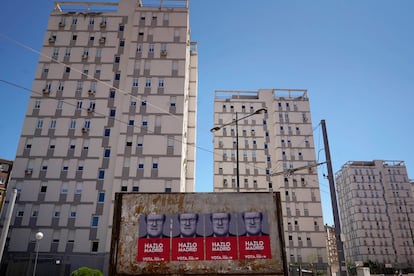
(211, 89, 328, 271)
(325, 225, 340, 276)
(335, 160, 414, 268)
(0, 159, 13, 214)
(1, 0, 197, 274)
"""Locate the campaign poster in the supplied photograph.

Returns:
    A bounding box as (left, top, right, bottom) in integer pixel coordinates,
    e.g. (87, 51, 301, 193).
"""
(137, 214, 171, 262)
(205, 212, 238, 260)
(171, 213, 205, 261)
(238, 211, 272, 260)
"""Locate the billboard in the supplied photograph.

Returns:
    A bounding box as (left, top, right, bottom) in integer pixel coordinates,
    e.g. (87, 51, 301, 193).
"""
(110, 192, 286, 275)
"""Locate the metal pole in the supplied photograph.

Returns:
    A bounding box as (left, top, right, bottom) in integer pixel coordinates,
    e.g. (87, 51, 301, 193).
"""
(321, 120, 347, 276)
(235, 112, 240, 192)
(0, 189, 17, 263)
(33, 241, 40, 276)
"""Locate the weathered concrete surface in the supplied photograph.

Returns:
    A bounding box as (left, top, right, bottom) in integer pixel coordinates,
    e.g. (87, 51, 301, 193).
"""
(110, 192, 286, 275)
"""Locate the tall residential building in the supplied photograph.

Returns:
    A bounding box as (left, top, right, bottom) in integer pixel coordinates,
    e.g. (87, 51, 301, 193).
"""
(1, 0, 197, 274)
(325, 225, 340, 276)
(0, 159, 13, 213)
(212, 89, 328, 271)
(335, 160, 414, 268)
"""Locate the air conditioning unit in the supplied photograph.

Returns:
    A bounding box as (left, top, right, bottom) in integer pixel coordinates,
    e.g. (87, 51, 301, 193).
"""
(48, 37, 56, 43)
(160, 50, 168, 57)
(99, 38, 106, 44)
(42, 89, 50, 95)
(100, 22, 106, 28)
(82, 54, 88, 59)
(87, 108, 94, 113)
(88, 90, 95, 96)
(59, 22, 65, 27)
(25, 169, 33, 175)
(82, 128, 89, 133)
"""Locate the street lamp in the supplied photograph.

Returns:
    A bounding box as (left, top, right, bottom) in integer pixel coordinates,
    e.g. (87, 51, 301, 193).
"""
(33, 231, 43, 276)
(211, 107, 267, 192)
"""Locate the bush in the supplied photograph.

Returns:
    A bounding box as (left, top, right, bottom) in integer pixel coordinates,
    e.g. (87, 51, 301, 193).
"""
(70, 267, 103, 276)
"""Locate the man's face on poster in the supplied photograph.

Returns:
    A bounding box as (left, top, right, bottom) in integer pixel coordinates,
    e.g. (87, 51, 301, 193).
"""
(211, 213, 230, 236)
(179, 213, 198, 237)
(146, 214, 165, 238)
(243, 212, 262, 236)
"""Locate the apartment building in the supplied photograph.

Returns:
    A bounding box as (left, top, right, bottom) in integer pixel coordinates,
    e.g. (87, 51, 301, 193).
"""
(211, 89, 328, 271)
(0, 159, 13, 214)
(335, 160, 414, 268)
(1, 0, 197, 274)
(325, 225, 340, 276)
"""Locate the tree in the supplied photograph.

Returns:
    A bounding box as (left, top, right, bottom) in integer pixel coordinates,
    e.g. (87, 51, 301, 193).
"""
(70, 267, 103, 276)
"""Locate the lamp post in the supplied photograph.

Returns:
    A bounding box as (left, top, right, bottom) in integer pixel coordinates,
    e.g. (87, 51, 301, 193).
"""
(211, 108, 267, 192)
(33, 231, 43, 276)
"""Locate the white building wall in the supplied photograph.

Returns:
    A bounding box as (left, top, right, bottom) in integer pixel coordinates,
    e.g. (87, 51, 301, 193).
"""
(3, 0, 196, 274)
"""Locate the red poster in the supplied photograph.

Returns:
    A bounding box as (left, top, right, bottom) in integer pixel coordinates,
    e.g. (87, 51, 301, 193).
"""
(238, 235, 272, 260)
(171, 237, 204, 261)
(137, 237, 170, 262)
(205, 236, 238, 260)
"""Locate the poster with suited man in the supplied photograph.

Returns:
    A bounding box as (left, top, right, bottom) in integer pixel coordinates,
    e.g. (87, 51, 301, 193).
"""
(136, 213, 171, 262)
(205, 212, 238, 260)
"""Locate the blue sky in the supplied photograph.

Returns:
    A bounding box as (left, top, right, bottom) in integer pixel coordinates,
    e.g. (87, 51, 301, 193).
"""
(1, 0, 414, 225)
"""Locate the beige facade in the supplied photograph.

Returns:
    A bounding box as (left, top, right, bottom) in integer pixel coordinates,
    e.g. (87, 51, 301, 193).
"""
(211, 89, 328, 271)
(2, 0, 197, 274)
(335, 160, 414, 268)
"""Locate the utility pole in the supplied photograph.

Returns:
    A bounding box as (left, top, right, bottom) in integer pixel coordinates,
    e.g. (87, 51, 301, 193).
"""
(321, 120, 347, 276)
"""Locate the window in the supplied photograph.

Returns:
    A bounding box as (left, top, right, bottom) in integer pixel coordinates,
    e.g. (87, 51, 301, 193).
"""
(137, 44, 142, 53)
(98, 170, 105, 179)
(53, 48, 59, 57)
(50, 119, 57, 129)
(104, 128, 110, 137)
(65, 67, 70, 73)
(138, 160, 144, 169)
(132, 78, 138, 87)
(76, 101, 83, 110)
(165, 187, 172, 193)
(121, 186, 127, 192)
(75, 183, 82, 193)
(40, 185, 47, 193)
(70, 120, 76, 129)
(91, 216, 99, 227)
(89, 18, 94, 25)
(72, 35, 77, 41)
(128, 120, 134, 126)
(132, 186, 139, 192)
(119, 40, 125, 47)
(142, 121, 148, 126)
(98, 192, 105, 202)
(152, 158, 158, 169)
(84, 120, 91, 129)
(72, 17, 77, 25)
(145, 79, 151, 88)
(149, 44, 155, 53)
(91, 241, 99, 252)
(109, 109, 116, 117)
(115, 73, 121, 80)
(54, 211, 60, 218)
(104, 148, 111, 158)
(130, 101, 137, 106)
(158, 79, 164, 88)
(65, 48, 71, 56)
(34, 100, 41, 109)
(70, 211, 76, 218)
(17, 211, 24, 217)
(109, 89, 116, 98)
(119, 25, 124, 31)
(61, 183, 68, 193)
(96, 48, 102, 58)
(114, 56, 120, 63)
(37, 119, 43, 129)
